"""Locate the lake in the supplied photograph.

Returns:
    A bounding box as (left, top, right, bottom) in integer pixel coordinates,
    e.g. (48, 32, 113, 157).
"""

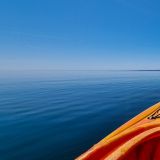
(0, 70, 160, 160)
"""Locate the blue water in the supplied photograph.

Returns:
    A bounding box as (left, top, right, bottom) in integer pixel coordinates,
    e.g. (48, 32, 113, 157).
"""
(0, 70, 160, 160)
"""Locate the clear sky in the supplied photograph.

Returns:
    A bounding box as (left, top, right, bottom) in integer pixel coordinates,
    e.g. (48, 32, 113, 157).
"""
(1, 0, 160, 70)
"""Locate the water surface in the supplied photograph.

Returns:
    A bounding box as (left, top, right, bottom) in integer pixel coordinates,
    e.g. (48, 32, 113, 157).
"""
(0, 70, 160, 160)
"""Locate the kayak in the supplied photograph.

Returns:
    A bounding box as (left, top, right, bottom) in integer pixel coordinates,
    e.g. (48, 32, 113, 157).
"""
(76, 102, 160, 160)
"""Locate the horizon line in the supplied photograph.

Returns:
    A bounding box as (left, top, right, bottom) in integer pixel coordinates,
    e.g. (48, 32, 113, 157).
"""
(1, 69, 160, 72)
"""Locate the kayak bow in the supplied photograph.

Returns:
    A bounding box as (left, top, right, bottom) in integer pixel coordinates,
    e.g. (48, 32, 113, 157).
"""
(76, 102, 160, 160)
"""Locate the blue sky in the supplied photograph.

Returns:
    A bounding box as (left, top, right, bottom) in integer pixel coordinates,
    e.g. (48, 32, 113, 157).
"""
(1, 0, 160, 70)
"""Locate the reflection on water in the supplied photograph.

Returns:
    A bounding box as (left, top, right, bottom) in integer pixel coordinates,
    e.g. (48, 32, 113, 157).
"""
(0, 70, 160, 160)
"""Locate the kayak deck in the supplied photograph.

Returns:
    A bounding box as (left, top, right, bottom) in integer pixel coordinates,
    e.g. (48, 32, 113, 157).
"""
(76, 102, 160, 160)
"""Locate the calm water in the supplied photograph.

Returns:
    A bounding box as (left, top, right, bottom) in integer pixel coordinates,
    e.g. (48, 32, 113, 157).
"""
(0, 70, 160, 160)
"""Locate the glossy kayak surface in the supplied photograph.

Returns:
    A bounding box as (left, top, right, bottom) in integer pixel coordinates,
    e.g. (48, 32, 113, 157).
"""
(76, 102, 160, 160)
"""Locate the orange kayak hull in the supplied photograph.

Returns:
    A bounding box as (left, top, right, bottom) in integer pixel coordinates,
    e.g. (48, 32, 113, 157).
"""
(76, 102, 160, 160)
